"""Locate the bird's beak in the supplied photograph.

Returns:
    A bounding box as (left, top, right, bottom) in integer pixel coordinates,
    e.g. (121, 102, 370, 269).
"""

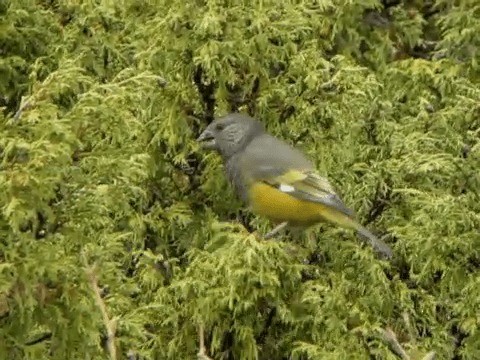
(196, 129, 217, 149)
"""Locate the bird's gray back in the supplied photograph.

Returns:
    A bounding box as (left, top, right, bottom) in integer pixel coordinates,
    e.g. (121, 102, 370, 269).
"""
(239, 133, 314, 180)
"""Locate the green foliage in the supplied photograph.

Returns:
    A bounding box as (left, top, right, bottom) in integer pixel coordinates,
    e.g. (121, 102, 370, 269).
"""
(0, 0, 479, 359)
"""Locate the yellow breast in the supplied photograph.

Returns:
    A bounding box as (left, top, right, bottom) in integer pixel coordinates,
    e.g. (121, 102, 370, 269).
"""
(248, 182, 330, 226)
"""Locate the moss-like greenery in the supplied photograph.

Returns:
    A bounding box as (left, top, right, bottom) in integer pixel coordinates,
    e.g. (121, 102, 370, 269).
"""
(1, 0, 478, 359)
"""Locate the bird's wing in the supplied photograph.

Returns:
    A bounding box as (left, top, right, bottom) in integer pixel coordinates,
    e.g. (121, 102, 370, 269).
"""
(241, 135, 354, 218)
(262, 168, 355, 218)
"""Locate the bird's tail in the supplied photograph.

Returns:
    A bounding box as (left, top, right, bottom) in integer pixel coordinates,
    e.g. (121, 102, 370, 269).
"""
(355, 225, 393, 259)
(318, 208, 393, 259)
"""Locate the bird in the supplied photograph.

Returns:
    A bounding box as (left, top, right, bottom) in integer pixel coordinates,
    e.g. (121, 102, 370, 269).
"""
(196, 112, 393, 259)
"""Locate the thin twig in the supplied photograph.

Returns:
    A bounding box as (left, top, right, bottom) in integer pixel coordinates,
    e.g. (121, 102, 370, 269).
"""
(402, 311, 418, 347)
(379, 327, 410, 360)
(85, 263, 117, 360)
(127, 349, 137, 360)
(422, 351, 436, 360)
(264, 221, 288, 239)
(13, 98, 32, 122)
(197, 324, 213, 360)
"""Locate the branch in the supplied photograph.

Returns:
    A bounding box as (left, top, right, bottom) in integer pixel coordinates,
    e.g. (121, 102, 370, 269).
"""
(25, 332, 53, 346)
(127, 349, 137, 360)
(197, 324, 213, 360)
(422, 352, 436, 360)
(379, 327, 410, 360)
(378, 316, 436, 360)
(13, 97, 33, 122)
(84, 262, 117, 360)
(257, 306, 277, 345)
(402, 312, 416, 343)
(193, 65, 216, 123)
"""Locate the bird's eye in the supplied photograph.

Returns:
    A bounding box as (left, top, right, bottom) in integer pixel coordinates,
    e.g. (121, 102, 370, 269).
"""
(215, 123, 226, 131)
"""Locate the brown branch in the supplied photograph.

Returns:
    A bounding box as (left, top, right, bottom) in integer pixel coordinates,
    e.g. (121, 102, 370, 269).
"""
(197, 324, 213, 360)
(84, 261, 117, 360)
(379, 327, 410, 360)
(378, 315, 436, 360)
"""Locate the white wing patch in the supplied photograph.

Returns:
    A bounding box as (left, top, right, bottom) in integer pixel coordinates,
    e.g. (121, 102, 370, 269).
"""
(279, 184, 295, 193)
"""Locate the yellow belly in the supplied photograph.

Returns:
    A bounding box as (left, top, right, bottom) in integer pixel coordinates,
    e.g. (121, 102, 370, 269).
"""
(248, 182, 331, 226)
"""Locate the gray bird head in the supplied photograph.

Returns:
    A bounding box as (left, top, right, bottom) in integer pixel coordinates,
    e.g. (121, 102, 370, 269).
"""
(197, 113, 265, 158)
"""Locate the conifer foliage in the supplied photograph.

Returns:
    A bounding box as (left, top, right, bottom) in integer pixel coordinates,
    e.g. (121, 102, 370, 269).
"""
(1, 0, 479, 359)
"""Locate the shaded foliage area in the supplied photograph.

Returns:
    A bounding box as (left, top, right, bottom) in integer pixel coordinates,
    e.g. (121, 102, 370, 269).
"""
(0, 0, 479, 359)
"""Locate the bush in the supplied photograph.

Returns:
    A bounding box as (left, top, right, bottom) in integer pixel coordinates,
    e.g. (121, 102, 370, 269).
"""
(0, 0, 479, 359)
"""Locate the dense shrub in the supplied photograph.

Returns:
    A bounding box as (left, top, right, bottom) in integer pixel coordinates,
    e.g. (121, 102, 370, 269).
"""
(0, 0, 478, 359)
